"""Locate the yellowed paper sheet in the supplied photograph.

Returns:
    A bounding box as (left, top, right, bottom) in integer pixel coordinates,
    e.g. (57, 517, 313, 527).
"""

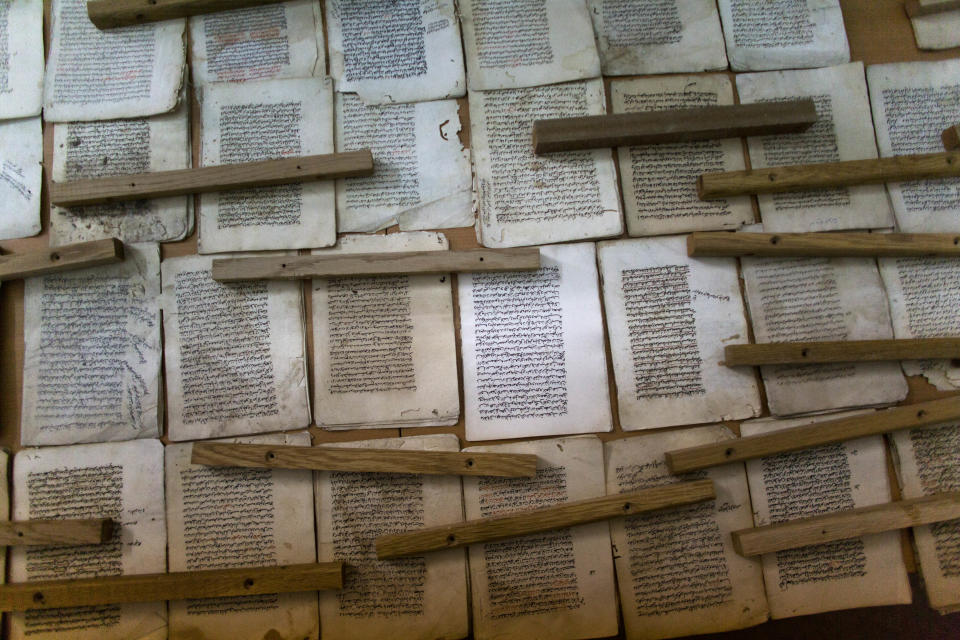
(0, 0, 43, 119)
(0, 116, 41, 240)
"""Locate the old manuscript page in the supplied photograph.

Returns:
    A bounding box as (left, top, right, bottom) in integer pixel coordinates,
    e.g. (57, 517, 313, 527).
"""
(598, 237, 760, 430)
(9, 440, 167, 640)
(910, 9, 960, 50)
(459, 242, 613, 441)
(0, 116, 41, 240)
(0, 0, 43, 119)
(463, 436, 618, 640)
(742, 413, 911, 618)
(316, 434, 469, 640)
(312, 232, 459, 429)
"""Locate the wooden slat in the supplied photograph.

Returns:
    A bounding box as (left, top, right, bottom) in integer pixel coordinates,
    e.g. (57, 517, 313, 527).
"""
(192, 443, 538, 478)
(211, 248, 541, 282)
(50, 151, 374, 207)
(724, 339, 960, 366)
(376, 480, 715, 559)
(0, 562, 344, 611)
(905, 0, 960, 17)
(0, 239, 124, 282)
(697, 151, 960, 200)
(732, 492, 960, 556)
(88, 0, 291, 29)
(531, 99, 817, 154)
(0, 520, 114, 546)
(944, 124, 960, 151)
(665, 396, 960, 473)
(687, 232, 960, 257)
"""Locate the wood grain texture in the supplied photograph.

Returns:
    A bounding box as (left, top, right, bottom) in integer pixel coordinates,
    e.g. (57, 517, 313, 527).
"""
(87, 0, 291, 28)
(724, 339, 960, 366)
(191, 442, 538, 478)
(375, 479, 716, 559)
(532, 99, 817, 153)
(0, 238, 124, 281)
(0, 519, 114, 546)
(905, 0, 960, 17)
(49, 151, 374, 207)
(665, 396, 960, 473)
(687, 232, 960, 257)
(697, 151, 960, 199)
(211, 248, 541, 282)
(0, 562, 344, 611)
(732, 492, 960, 556)
(944, 125, 960, 151)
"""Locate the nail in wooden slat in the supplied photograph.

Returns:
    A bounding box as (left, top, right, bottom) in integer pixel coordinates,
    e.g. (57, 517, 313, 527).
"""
(0, 519, 114, 546)
(687, 232, 960, 257)
(211, 248, 541, 282)
(532, 99, 817, 154)
(944, 125, 960, 151)
(0, 562, 344, 611)
(0, 238, 124, 282)
(697, 152, 960, 200)
(50, 151, 374, 207)
(665, 397, 960, 474)
(732, 492, 960, 557)
(724, 338, 960, 366)
(192, 443, 537, 478)
(87, 0, 291, 29)
(375, 479, 715, 559)
(905, 0, 960, 17)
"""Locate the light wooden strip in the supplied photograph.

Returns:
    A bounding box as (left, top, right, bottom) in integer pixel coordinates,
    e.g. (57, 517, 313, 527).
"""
(732, 492, 960, 556)
(211, 248, 541, 282)
(376, 480, 715, 559)
(697, 151, 960, 200)
(192, 443, 538, 478)
(88, 0, 290, 29)
(50, 151, 374, 207)
(0, 520, 114, 546)
(665, 396, 960, 473)
(687, 232, 960, 257)
(724, 339, 960, 366)
(532, 99, 817, 154)
(0, 239, 124, 282)
(905, 0, 960, 17)
(0, 562, 344, 611)
(944, 125, 960, 151)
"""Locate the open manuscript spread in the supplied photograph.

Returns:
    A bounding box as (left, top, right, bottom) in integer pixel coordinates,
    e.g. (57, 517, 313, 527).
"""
(867, 60, 960, 232)
(161, 254, 311, 442)
(740, 253, 907, 416)
(588, 0, 727, 76)
(889, 422, 960, 613)
(736, 62, 895, 233)
(9, 440, 167, 640)
(166, 432, 319, 639)
(326, 0, 465, 104)
(716, 0, 849, 72)
(316, 435, 469, 640)
(463, 436, 618, 640)
(598, 237, 760, 430)
(21, 243, 161, 446)
(910, 8, 960, 51)
(0, 0, 43, 119)
(604, 427, 768, 639)
(44, 0, 184, 122)
(50, 100, 193, 246)
(189, 0, 324, 84)
(611, 74, 752, 236)
(470, 79, 623, 248)
(0, 116, 41, 240)
(741, 413, 911, 618)
(312, 232, 459, 429)
(198, 77, 335, 253)
(334, 94, 472, 232)
(459, 242, 612, 441)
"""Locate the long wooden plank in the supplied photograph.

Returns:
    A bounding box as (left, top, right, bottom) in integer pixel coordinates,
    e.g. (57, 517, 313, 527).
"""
(0, 238, 124, 282)
(192, 443, 538, 478)
(944, 124, 960, 151)
(905, 0, 960, 17)
(211, 248, 541, 282)
(50, 151, 374, 207)
(0, 520, 114, 546)
(88, 0, 290, 29)
(724, 339, 960, 366)
(531, 99, 817, 154)
(732, 492, 960, 556)
(665, 396, 960, 473)
(375, 480, 715, 559)
(697, 151, 960, 200)
(0, 562, 344, 611)
(687, 232, 960, 257)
